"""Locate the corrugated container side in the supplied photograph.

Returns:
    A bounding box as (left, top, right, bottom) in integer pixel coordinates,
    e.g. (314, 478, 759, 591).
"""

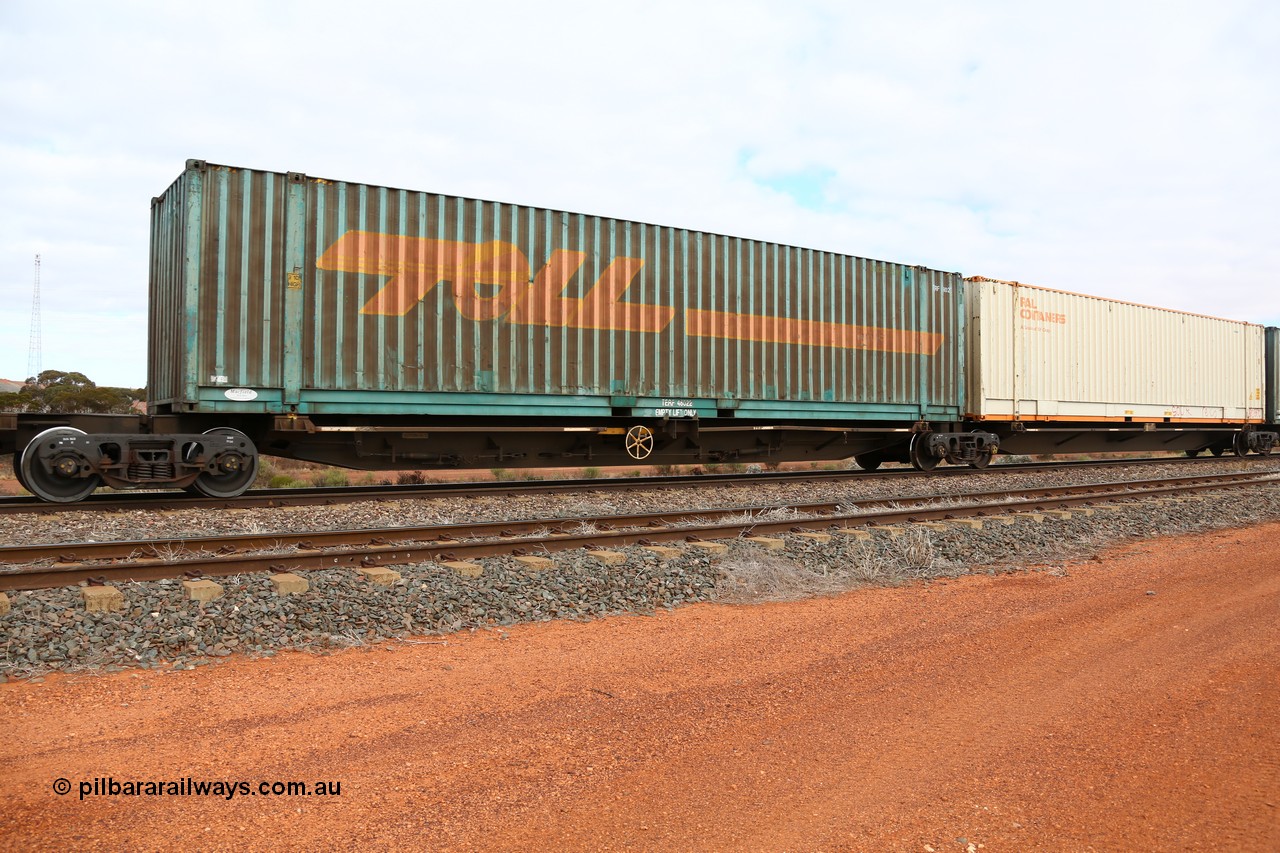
(1267, 327, 1280, 424)
(967, 278, 1264, 422)
(152, 161, 965, 421)
(147, 170, 191, 408)
(191, 167, 289, 393)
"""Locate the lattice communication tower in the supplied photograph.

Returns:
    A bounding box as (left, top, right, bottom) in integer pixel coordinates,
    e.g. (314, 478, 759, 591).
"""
(28, 254, 42, 381)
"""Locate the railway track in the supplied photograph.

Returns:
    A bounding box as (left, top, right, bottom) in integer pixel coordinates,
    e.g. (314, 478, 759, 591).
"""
(3, 470, 1275, 592)
(0, 454, 1267, 515)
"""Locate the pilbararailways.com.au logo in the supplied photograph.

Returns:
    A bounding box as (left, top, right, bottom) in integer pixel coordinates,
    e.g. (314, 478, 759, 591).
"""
(53, 777, 341, 800)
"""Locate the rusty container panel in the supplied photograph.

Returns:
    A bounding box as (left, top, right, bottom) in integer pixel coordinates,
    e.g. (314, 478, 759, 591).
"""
(966, 277, 1264, 423)
(149, 160, 964, 421)
(1267, 327, 1280, 424)
(149, 161, 289, 410)
(147, 169, 190, 407)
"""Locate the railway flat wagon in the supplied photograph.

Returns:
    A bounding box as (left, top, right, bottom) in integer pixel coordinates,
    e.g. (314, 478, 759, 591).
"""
(146, 159, 972, 473)
(8, 160, 1274, 503)
(965, 277, 1275, 457)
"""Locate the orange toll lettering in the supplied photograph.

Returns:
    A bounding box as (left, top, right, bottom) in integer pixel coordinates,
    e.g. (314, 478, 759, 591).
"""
(316, 231, 946, 354)
(507, 250, 587, 326)
(448, 241, 530, 321)
(576, 257, 675, 334)
(316, 230, 529, 318)
(446, 248, 675, 333)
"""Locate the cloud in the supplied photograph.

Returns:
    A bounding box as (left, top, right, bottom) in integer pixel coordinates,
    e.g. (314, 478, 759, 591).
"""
(0, 0, 1277, 386)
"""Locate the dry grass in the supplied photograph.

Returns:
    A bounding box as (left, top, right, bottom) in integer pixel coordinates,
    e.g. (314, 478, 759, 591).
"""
(715, 529, 948, 603)
(688, 506, 807, 531)
(124, 542, 225, 563)
(716, 552, 856, 602)
(127, 542, 191, 562)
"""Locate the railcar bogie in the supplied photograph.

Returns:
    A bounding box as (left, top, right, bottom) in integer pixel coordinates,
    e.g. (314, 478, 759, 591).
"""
(7, 417, 260, 503)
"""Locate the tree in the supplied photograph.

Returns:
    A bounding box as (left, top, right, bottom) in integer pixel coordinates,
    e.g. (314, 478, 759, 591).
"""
(0, 370, 144, 414)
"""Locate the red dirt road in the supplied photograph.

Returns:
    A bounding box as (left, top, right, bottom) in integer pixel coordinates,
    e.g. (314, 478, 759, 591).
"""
(2, 524, 1279, 851)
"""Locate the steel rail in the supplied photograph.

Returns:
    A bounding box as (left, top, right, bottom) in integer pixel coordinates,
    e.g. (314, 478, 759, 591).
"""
(2, 472, 1274, 591)
(0, 454, 1264, 515)
(0, 471, 1268, 568)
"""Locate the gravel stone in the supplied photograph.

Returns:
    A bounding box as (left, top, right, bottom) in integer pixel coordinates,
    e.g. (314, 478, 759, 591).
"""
(2, 459, 1278, 678)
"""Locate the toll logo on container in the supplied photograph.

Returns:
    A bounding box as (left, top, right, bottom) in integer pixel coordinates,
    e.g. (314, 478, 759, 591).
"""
(316, 230, 946, 356)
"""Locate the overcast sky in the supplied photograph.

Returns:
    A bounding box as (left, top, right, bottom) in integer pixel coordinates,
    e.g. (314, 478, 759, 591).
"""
(1, 0, 1277, 388)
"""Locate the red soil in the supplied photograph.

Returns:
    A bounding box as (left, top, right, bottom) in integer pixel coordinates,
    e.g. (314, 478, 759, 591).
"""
(2, 524, 1278, 851)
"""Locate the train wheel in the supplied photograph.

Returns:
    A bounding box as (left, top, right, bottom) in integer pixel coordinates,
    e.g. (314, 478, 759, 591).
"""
(624, 425, 654, 460)
(19, 427, 102, 503)
(853, 452, 883, 471)
(1210, 446, 1224, 457)
(1233, 433, 1251, 458)
(188, 428, 259, 498)
(1184, 449, 1201, 458)
(908, 433, 940, 472)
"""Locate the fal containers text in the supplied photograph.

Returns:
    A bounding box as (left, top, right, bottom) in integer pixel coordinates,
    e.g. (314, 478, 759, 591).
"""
(148, 161, 964, 422)
(966, 278, 1264, 423)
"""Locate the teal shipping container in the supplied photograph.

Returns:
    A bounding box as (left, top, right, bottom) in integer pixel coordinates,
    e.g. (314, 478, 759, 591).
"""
(148, 160, 965, 424)
(1267, 327, 1280, 425)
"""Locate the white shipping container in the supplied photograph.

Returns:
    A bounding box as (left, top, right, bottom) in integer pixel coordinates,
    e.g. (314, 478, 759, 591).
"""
(966, 278, 1265, 423)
